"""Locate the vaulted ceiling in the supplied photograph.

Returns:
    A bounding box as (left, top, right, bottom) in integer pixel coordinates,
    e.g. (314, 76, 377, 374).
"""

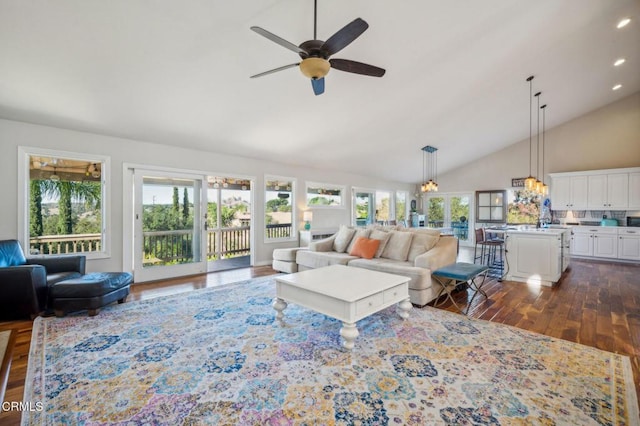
(1, 0, 638, 183)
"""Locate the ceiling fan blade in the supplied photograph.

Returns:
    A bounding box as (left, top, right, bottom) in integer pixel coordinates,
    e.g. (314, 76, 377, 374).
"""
(250, 26, 307, 55)
(311, 78, 325, 95)
(321, 18, 369, 57)
(330, 59, 385, 77)
(250, 63, 300, 79)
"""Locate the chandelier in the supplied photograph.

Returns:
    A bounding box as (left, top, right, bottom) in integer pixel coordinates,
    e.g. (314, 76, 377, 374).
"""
(421, 145, 438, 192)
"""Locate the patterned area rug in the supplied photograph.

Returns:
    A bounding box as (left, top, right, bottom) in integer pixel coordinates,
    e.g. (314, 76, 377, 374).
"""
(23, 277, 639, 425)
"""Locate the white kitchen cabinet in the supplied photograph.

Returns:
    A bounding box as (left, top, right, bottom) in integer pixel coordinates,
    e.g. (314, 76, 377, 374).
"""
(571, 227, 618, 259)
(593, 231, 618, 258)
(587, 173, 628, 209)
(571, 230, 592, 256)
(629, 172, 640, 210)
(550, 176, 588, 210)
(618, 228, 640, 261)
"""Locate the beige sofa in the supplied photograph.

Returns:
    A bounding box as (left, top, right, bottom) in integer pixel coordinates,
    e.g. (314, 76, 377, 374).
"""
(277, 225, 457, 307)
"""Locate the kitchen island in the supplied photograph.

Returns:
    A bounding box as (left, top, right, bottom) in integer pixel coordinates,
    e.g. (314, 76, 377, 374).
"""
(504, 227, 571, 287)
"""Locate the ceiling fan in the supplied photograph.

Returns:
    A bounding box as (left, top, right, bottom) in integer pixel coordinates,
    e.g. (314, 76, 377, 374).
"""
(250, 0, 386, 95)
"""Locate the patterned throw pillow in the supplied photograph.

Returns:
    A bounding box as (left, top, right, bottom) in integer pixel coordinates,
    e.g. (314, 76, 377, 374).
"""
(348, 237, 381, 259)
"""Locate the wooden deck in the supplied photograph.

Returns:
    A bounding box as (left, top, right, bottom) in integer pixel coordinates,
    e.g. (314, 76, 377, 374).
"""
(1, 257, 638, 424)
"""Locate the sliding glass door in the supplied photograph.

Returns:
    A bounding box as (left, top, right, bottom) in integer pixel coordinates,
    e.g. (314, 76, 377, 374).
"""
(133, 171, 205, 282)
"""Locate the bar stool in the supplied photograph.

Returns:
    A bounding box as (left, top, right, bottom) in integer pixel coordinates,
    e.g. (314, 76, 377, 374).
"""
(473, 228, 504, 280)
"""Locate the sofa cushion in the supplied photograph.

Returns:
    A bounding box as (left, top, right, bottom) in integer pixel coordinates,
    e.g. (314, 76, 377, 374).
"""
(272, 259, 298, 273)
(296, 250, 358, 269)
(273, 247, 307, 262)
(47, 271, 83, 286)
(381, 231, 413, 261)
(403, 227, 441, 236)
(346, 228, 371, 253)
(407, 233, 441, 262)
(369, 229, 391, 258)
(333, 226, 356, 253)
(348, 237, 380, 259)
(347, 258, 431, 291)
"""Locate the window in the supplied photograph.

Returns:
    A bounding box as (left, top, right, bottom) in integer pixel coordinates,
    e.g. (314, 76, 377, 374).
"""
(395, 191, 407, 224)
(476, 190, 506, 223)
(264, 175, 295, 241)
(19, 147, 110, 258)
(375, 191, 391, 223)
(507, 189, 540, 224)
(305, 182, 345, 207)
(353, 189, 375, 226)
(426, 196, 445, 227)
(352, 189, 407, 226)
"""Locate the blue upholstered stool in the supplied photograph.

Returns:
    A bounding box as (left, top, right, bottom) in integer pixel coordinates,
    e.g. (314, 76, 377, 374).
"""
(431, 262, 489, 314)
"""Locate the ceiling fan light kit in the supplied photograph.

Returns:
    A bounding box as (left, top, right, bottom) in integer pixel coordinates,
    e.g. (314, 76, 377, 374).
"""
(250, 0, 385, 95)
(299, 58, 330, 79)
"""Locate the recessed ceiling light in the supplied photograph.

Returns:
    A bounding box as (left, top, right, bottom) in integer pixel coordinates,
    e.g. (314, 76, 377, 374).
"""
(612, 84, 622, 91)
(614, 58, 626, 66)
(617, 18, 631, 28)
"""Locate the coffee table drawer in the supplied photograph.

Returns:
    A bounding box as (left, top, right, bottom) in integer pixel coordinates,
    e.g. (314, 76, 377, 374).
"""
(356, 293, 384, 316)
(383, 284, 406, 303)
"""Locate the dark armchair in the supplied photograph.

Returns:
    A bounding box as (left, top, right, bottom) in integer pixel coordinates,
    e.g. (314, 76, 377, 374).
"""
(0, 239, 85, 320)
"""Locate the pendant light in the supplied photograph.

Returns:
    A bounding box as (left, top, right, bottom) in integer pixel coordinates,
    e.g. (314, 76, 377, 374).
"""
(420, 145, 438, 192)
(534, 91, 543, 194)
(541, 103, 548, 196)
(524, 76, 537, 191)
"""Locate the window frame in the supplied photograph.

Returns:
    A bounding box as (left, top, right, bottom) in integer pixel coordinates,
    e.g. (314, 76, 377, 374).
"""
(375, 190, 392, 223)
(475, 190, 506, 223)
(395, 191, 408, 225)
(18, 146, 111, 259)
(305, 181, 346, 208)
(264, 174, 296, 243)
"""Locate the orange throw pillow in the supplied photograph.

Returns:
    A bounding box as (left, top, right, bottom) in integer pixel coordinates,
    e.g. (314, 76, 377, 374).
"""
(349, 237, 381, 259)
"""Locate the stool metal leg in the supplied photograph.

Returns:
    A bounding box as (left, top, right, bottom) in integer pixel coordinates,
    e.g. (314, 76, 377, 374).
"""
(465, 269, 489, 315)
(432, 276, 464, 313)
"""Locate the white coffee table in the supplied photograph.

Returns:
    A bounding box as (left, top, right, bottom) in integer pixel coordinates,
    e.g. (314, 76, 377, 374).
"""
(273, 264, 412, 350)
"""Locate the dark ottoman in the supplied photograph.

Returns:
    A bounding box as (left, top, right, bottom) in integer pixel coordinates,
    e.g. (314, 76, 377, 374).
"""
(50, 272, 133, 317)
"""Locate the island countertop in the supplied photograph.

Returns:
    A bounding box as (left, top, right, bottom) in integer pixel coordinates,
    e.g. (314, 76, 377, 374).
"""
(505, 227, 570, 236)
(484, 226, 571, 237)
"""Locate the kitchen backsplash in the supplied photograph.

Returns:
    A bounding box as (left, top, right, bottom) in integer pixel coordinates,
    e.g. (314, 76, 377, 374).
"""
(552, 210, 640, 226)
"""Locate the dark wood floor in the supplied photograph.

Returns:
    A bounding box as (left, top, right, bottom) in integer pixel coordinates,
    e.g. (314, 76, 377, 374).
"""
(1, 259, 638, 425)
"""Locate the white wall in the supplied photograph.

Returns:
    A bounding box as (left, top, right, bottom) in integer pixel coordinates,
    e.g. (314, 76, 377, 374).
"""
(438, 91, 640, 192)
(0, 118, 413, 272)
